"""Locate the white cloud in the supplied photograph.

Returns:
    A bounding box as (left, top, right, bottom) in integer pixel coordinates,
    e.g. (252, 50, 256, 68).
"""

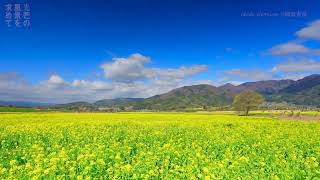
(218, 59, 320, 84)
(268, 19, 320, 56)
(190, 79, 216, 86)
(72, 80, 112, 91)
(281, 73, 311, 80)
(220, 69, 277, 82)
(154, 65, 209, 80)
(0, 72, 20, 81)
(268, 42, 313, 56)
(272, 59, 320, 73)
(101, 53, 153, 83)
(39, 74, 68, 90)
(0, 54, 210, 103)
(265, 19, 320, 81)
(48, 75, 64, 84)
(226, 81, 244, 85)
(0, 72, 36, 102)
(101, 53, 209, 82)
(296, 20, 320, 40)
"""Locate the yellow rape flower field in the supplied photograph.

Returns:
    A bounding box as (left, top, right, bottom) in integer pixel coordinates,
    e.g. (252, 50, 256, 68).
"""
(0, 113, 319, 179)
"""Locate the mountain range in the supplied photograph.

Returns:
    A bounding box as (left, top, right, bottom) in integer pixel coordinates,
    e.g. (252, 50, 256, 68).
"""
(3, 74, 320, 110)
(0, 101, 52, 107)
(132, 74, 320, 110)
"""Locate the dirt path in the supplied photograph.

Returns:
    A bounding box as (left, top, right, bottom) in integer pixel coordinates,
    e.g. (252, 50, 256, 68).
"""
(276, 114, 320, 121)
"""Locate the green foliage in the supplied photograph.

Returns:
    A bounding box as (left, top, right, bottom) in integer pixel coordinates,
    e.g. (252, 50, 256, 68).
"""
(0, 107, 57, 113)
(0, 107, 38, 112)
(233, 91, 265, 116)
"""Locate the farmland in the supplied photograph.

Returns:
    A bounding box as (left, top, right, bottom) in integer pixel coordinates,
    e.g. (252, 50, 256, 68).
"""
(0, 107, 39, 112)
(0, 113, 319, 179)
(0, 107, 57, 113)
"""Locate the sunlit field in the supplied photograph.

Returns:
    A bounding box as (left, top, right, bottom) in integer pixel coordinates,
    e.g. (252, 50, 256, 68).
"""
(0, 113, 319, 179)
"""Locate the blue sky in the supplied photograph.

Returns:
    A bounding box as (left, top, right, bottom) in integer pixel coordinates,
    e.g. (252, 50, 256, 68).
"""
(1, 0, 320, 103)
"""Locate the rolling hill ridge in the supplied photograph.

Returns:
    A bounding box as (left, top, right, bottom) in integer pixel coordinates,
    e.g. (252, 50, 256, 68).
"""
(26, 74, 320, 110)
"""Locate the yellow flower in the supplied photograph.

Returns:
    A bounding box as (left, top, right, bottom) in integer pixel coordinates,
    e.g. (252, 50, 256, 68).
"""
(149, 169, 155, 176)
(97, 159, 105, 166)
(202, 167, 209, 174)
(163, 143, 170, 149)
(9, 160, 17, 166)
(115, 153, 121, 160)
(123, 164, 132, 172)
(0, 167, 6, 174)
(271, 175, 280, 180)
(44, 168, 50, 175)
(239, 156, 249, 162)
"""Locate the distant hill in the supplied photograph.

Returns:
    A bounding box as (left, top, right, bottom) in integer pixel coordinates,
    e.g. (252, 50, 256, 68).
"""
(52, 98, 144, 111)
(218, 80, 295, 94)
(280, 74, 320, 93)
(53, 101, 92, 108)
(268, 85, 320, 106)
(267, 74, 320, 106)
(0, 101, 52, 107)
(4, 74, 319, 110)
(133, 84, 233, 111)
(94, 98, 144, 106)
(132, 74, 319, 110)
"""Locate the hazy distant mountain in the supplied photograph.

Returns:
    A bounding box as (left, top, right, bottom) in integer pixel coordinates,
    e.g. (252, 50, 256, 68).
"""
(217, 83, 236, 92)
(51, 98, 144, 111)
(53, 101, 92, 108)
(133, 84, 233, 110)
(267, 74, 320, 106)
(5, 74, 319, 110)
(51, 101, 96, 111)
(133, 74, 319, 110)
(94, 98, 144, 106)
(280, 74, 320, 93)
(268, 85, 320, 106)
(0, 101, 52, 107)
(218, 80, 295, 94)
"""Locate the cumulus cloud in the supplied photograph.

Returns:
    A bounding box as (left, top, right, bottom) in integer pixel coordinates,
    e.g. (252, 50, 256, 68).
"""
(268, 19, 320, 57)
(0, 72, 21, 81)
(281, 73, 311, 80)
(0, 72, 35, 102)
(262, 19, 320, 82)
(0, 72, 25, 89)
(39, 74, 68, 91)
(268, 42, 315, 56)
(272, 59, 320, 73)
(218, 58, 320, 84)
(101, 53, 209, 82)
(72, 80, 112, 91)
(220, 69, 277, 83)
(101, 53, 153, 83)
(296, 20, 320, 40)
(48, 75, 64, 84)
(0, 54, 210, 103)
(154, 65, 209, 80)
